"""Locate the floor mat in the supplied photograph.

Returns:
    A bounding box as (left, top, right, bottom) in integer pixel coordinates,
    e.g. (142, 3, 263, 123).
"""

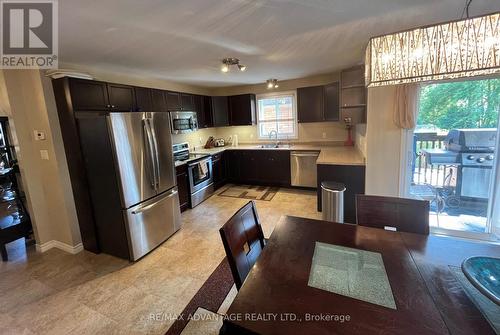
(218, 184, 279, 201)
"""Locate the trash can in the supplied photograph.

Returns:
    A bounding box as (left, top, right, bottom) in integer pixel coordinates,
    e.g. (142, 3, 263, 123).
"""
(321, 181, 346, 223)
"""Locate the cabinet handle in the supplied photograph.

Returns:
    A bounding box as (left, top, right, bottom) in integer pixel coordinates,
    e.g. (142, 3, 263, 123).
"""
(106, 104, 111, 108)
(111, 105, 116, 108)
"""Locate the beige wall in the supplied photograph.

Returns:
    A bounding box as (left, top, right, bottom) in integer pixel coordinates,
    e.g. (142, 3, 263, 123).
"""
(365, 86, 403, 197)
(1, 70, 82, 250)
(171, 128, 218, 149)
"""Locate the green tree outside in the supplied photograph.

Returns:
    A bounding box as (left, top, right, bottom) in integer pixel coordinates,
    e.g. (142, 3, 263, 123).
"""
(418, 78, 500, 130)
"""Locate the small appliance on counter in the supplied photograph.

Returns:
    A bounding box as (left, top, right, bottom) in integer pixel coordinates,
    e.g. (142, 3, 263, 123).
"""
(173, 142, 215, 207)
(214, 138, 225, 147)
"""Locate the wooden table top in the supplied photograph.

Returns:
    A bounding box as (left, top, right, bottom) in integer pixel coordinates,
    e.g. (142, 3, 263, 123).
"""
(221, 216, 499, 335)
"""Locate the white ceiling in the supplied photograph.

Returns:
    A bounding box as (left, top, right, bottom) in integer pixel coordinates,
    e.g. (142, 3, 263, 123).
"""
(59, 0, 500, 87)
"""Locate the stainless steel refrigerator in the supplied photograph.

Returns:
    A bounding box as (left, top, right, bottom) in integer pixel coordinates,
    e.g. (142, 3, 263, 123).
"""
(107, 112, 181, 260)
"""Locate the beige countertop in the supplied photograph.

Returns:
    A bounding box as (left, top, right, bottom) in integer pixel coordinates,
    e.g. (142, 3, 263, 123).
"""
(190, 144, 365, 166)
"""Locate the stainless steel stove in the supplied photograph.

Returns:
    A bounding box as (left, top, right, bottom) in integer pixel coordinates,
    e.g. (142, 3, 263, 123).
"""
(172, 142, 214, 208)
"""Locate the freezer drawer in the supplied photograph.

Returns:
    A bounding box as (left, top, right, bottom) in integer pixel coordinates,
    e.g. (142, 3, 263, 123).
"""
(291, 151, 320, 187)
(124, 187, 181, 261)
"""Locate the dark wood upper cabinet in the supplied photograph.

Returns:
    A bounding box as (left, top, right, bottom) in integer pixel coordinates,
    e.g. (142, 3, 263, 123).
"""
(324, 82, 340, 121)
(151, 89, 167, 112)
(229, 94, 256, 126)
(211, 96, 229, 127)
(107, 84, 135, 112)
(165, 91, 182, 110)
(134, 87, 152, 112)
(180, 93, 195, 111)
(69, 79, 109, 111)
(297, 83, 340, 123)
(194, 95, 213, 128)
(297, 85, 324, 123)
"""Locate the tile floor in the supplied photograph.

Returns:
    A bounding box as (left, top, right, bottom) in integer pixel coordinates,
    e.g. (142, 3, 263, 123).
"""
(0, 186, 320, 335)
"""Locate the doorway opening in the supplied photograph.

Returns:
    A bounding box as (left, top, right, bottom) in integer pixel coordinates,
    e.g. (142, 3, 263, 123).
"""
(408, 78, 499, 236)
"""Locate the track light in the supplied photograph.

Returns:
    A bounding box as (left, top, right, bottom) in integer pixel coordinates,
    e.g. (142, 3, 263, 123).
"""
(266, 79, 279, 89)
(220, 58, 246, 73)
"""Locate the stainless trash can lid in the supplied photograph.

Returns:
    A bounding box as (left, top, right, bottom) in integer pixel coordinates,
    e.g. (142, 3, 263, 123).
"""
(321, 181, 346, 192)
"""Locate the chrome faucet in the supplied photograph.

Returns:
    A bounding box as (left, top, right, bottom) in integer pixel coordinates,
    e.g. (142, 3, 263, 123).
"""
(269, 130, 279, 147)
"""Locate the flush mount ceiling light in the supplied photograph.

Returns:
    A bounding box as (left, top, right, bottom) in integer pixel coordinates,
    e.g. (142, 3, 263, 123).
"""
(266, 79, 279, 89)
(365, 9, 500, 87)
(221, 58, 246, 73)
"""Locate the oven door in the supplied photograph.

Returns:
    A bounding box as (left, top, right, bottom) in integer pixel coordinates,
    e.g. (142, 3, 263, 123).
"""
(188, 157, 213, 193)
(169, 112, 198, 134)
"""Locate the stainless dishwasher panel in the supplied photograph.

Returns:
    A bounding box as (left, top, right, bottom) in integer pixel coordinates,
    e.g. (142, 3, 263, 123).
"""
(290, 151, 320, 187)
(124, 187, 181, 261)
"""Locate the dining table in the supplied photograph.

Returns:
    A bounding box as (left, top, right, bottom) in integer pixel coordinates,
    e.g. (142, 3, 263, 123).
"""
(219, 215, 500, 335)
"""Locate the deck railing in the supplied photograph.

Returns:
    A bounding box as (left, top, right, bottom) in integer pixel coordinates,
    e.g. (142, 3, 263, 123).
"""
(413, 132, 450, 187)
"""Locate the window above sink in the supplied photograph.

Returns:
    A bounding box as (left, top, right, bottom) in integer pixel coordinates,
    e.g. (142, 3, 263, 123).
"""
(257, 91, 298, 140)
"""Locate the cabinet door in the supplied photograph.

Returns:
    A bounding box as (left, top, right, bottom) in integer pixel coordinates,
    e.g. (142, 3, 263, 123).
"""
(225, 150, 240, 182)
(108, 84, 135, 112)
(166, 91, 182, 110)
(211, 96, 229, 127)
(324, 82, 340, 121)
(297, 85, 324, 123)
(175, 165, 190, 212)
(229, 94, 256, 126)
(181, 93, 195, 111)
(240, 151, 258, 183)
(258, 150, 291, 185)
(202, 96, 214, 127)
(151, 89, 167, 112)
(69, 79, 109, 111)
(134, 87, 152, 112)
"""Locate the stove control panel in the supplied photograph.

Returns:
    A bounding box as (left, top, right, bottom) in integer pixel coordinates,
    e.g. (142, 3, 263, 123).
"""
(462, 153, 495, 166)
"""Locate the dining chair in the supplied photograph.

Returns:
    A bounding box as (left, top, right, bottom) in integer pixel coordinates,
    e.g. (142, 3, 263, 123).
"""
(219, 201, 266, 290)
(355, 195, 430, 235)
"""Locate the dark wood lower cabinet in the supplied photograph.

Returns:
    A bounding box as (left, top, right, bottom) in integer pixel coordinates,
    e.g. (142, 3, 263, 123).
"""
(226, 150, 290, 186)
(175, 164, 190, 212)
(212, 152, 226, 190)
(317, 164, 365, 224)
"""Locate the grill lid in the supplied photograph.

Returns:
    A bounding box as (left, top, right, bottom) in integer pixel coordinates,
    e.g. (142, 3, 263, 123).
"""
(445, 129, 497, 152)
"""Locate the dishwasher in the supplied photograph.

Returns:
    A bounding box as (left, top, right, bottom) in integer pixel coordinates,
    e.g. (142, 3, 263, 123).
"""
(290, 151, 320, 187)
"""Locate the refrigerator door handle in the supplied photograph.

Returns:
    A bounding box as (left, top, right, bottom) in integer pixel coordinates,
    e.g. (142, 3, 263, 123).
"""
(143, 119, 158, 189)
(148, 118, 161, 189)
(131, 188, 178, 214)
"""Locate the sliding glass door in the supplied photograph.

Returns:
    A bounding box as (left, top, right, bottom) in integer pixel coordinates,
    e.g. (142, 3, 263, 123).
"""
(405, 77, 500, 239)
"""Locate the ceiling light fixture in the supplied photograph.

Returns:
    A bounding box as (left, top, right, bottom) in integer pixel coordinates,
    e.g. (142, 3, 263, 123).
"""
(221, 58, 246, 73)
(266, 79, 279, 89)
(365, 8, 500, 87)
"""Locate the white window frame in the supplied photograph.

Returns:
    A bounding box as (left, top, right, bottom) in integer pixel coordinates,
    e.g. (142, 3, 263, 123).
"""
(256, 91, 298, 140)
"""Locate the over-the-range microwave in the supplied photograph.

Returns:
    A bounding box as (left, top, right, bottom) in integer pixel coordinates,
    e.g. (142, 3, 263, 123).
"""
(169, 111, 198, 134)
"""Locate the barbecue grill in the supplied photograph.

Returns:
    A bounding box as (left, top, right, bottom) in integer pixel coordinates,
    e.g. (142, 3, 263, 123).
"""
(423, 129, 496, 201)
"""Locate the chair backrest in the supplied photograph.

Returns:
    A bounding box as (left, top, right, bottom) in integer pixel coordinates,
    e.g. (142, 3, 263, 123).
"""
(219, 201, 265, 290)
(356, 195, 430, 235)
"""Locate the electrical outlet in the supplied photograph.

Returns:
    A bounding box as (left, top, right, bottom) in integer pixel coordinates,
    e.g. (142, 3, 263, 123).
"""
(322, 132, 327, 139)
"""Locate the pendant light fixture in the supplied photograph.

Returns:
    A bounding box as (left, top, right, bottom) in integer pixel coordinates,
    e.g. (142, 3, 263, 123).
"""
(220, 58, 246, 73)
(266, 79, 279, 89)
(365, 3, 500, 87)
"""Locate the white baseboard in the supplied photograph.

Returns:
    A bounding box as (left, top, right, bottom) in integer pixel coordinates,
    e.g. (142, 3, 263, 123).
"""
(36, 240, 84, 254)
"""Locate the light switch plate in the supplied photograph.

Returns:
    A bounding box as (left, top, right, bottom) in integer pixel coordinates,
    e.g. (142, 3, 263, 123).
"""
(40, 150, 49, 160)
